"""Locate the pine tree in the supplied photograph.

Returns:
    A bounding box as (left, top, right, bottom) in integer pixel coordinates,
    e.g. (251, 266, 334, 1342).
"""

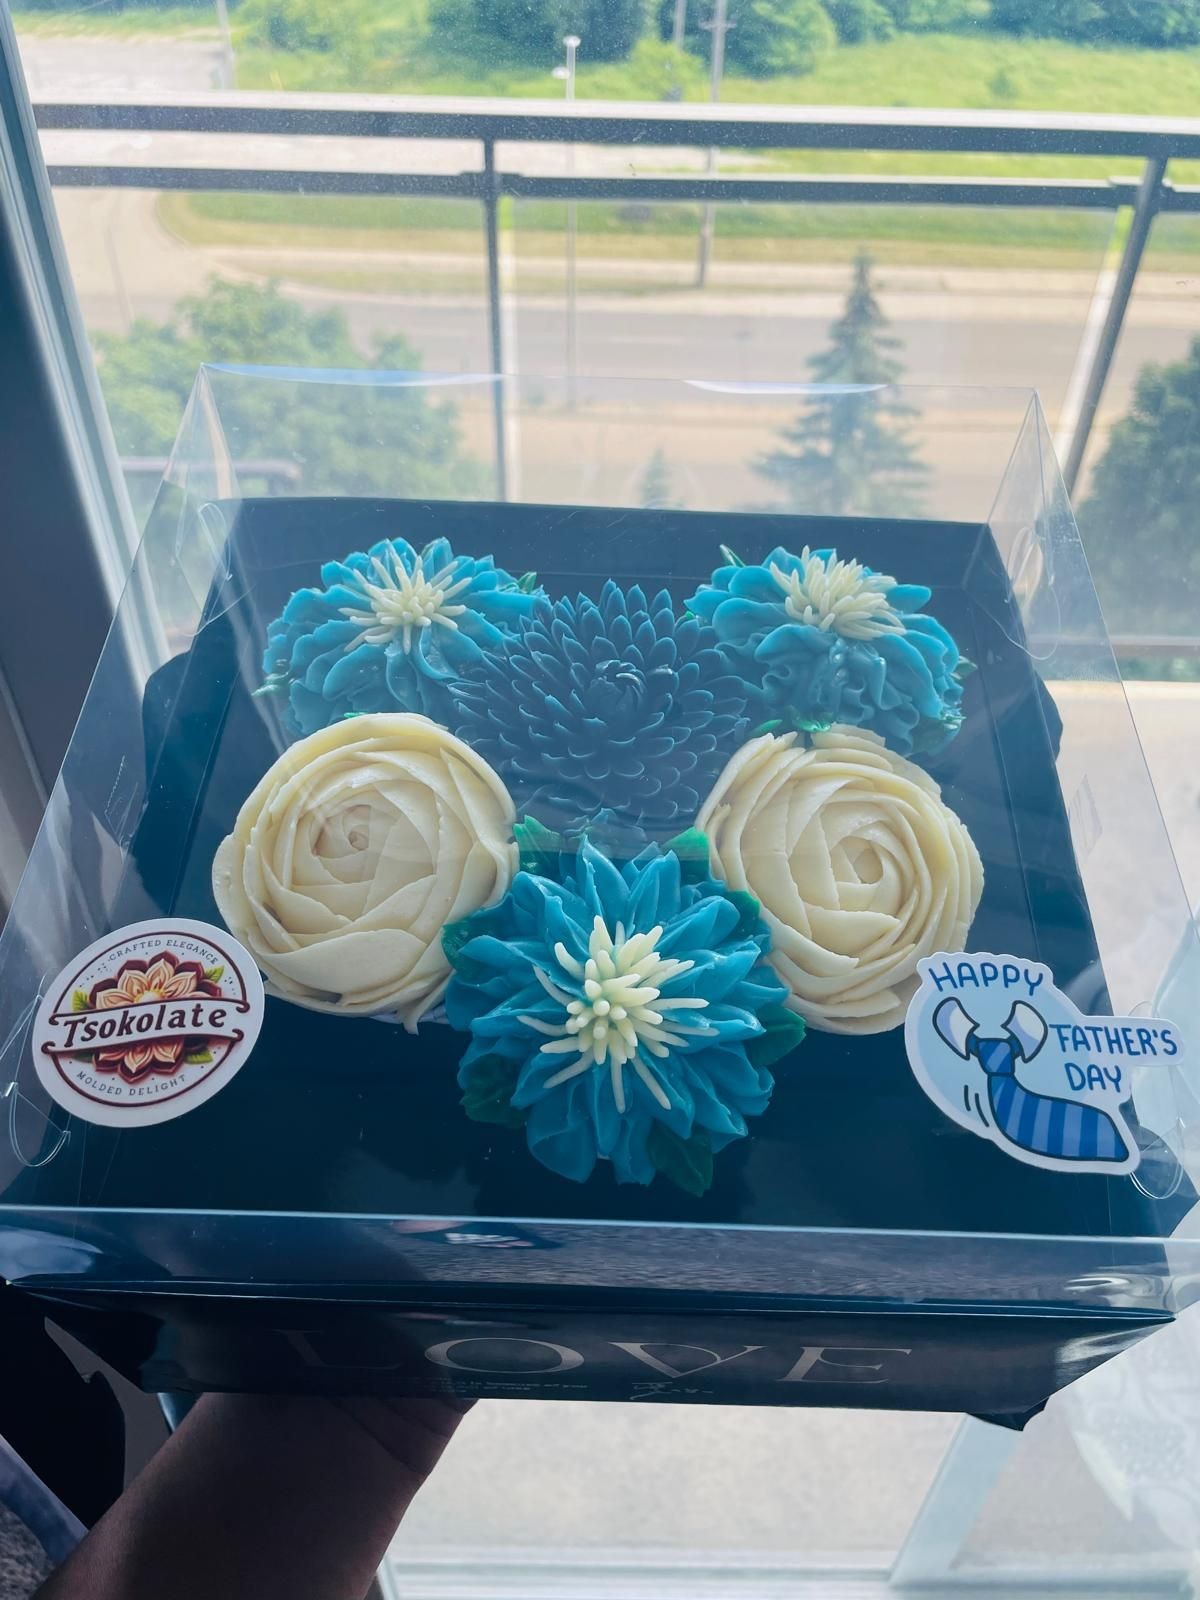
(640, 446, 680, 509)
(756, 250, 927, 516)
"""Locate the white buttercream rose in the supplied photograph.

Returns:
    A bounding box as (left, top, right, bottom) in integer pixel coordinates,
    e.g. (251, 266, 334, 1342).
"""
(696, 726, 983, 1035)
(212, 713, 516, 1029)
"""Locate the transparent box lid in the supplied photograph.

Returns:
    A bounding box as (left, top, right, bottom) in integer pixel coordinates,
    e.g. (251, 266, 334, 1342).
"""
(0, 369, 1196, 1319)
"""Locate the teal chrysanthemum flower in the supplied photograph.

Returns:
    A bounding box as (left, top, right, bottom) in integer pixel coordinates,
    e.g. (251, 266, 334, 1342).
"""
(262, 536, 539, 738)
(451, 581, 751, 840)
(688, 545, 968, 756)
(444, 832, 802, 1191)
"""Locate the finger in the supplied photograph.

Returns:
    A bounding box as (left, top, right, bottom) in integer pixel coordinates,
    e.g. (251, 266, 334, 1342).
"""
(329, 1394, 474, 1491)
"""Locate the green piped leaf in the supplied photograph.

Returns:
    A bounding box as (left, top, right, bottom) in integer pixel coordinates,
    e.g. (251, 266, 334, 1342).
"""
(664, 826, 711, 883)
(442, 914, 478, 967)
(71, 989, 90, 1013)
(751, 718, 784, 738)
(746, 1003, 807, 1072)
(727, 889, 764, 943)
(910, 710, 962, 756)
(774, 707, 832, 739)
(514, 815, 564, 876)
(448, 908, 512, 979)
(647, 1122, 714, 1197)
(516, 571, 540, 594)
(953, 655, 977, 681)
(462, 1055, 526, 1130)
(718, 544, 745, 568)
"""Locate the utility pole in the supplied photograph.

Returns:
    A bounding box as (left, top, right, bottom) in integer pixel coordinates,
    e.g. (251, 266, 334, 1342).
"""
(553, 35, 581, 408)
(213, 0, 235, 89)
(696, 0, 732, 289)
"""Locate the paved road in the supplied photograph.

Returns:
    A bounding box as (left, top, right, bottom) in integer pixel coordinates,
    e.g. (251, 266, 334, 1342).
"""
(53, 189, 1196, 411)
(47, 169, 1200, 434)
(328, 290, 1192, 407)
(67, 274, 1120, 402)
(43, 181, 1199, 519)
(17, 35, 229, 95)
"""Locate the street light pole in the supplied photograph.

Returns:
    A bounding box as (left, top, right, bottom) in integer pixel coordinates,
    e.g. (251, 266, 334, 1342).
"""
(554, 34, 581, 408)
(696, 0, 732, 289)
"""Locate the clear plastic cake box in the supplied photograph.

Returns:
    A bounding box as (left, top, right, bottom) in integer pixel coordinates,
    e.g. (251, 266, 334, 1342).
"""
(0, 368, 1196, 1421)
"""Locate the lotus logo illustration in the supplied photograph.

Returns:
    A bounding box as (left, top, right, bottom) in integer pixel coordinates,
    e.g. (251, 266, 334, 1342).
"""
(32, 919, 264, 1129)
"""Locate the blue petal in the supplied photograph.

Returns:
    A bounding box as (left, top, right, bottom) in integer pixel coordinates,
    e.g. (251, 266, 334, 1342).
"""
(526, 1085, 599, 1183)
(624, 850, 682, 930)
(889, 582, 932, 610)
(656, 895, 739, 957)
(576, 839, 631, 925)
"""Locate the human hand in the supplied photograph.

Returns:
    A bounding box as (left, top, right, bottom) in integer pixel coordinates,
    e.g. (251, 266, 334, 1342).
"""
(37, 1391, 473, 1600)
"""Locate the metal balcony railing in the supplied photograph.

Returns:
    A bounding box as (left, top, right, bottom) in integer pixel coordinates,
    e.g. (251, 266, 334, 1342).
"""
(31, 93, 1200, 658)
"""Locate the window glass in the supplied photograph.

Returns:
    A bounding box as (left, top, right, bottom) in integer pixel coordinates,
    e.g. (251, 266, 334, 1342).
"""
(11, 1, 1200, 1587)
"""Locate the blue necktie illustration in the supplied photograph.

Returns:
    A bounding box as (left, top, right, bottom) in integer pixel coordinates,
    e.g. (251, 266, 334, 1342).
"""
(932, 997, 1130, 1164)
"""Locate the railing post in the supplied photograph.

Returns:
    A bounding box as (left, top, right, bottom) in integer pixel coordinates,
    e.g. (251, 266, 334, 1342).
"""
(888, 1415, 1020, 1588)
(481, 137, 509, 501)
(1061, 154, 1167, 497)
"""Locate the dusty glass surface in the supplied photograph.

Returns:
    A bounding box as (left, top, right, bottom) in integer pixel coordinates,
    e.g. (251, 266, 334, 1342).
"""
(8, 2, 1200, 1586)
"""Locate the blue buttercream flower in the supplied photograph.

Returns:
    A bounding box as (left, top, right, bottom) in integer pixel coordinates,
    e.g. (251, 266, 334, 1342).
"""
(262, 536, 539, 738)
(445, 835, 801, 1190)
(688, 545, 967, 756)
(451, 581, 751, 840)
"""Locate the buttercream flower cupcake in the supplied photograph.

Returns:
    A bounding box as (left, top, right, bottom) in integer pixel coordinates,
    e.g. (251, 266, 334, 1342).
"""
(688, 546, 967, 756)
(444, 836, 795, 1189)
(262, 536, 540, 739)
(213, 713, 516, 1028)
(452, 580, 750, 839)
(697, 726, 983, 1034)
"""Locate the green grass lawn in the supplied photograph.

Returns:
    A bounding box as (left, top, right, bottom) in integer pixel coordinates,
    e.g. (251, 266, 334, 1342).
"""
(12, 4, 214, 36)
(229, 24, 1200, 183)
(231, 23, 1200, 126)
(157, 185, 1200, 278)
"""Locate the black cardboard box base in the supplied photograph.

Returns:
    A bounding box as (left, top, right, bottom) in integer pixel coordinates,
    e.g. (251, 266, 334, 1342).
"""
(0, 491, 1190, 1427)
(7, 501, 1179, 1245)
(29, 1282, 1168, 1426)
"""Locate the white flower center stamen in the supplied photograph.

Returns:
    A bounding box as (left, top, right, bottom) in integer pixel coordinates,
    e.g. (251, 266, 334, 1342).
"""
(769, 548, 902, 641)
(518, 916, 714, 1115)
(341, 548, 473, 654)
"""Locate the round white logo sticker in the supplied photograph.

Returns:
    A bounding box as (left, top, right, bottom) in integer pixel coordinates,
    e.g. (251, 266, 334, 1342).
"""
(32, 918, 264, 1128)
